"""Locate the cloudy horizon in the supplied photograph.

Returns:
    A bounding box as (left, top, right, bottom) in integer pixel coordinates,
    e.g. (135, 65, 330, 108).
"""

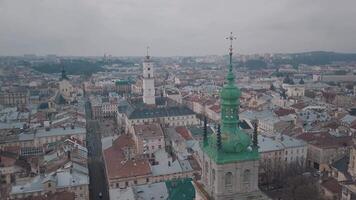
(1, 0, 356, 57)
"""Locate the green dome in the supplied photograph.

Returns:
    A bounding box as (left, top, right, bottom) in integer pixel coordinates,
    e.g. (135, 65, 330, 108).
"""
(220, 84, 241, 102)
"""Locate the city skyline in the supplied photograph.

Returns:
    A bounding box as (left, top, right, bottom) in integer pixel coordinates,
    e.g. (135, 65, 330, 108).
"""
(1, 0, 356, 56)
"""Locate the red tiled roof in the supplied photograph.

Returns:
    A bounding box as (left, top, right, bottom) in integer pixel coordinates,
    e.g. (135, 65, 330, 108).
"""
(209, 105, 220, 113)
(323, 121, 340, 129)
(321, 177, 342, 195)
(274, 108, 295, 117)
(175, 126, 193, 140)
(0, 155, 16, 167)
(16, 191, 75, 200)
(297, 132, 352, 149)
(103, 135, 151, 180)
(291, 102, 307, 110)
(351, 123, 356, 129)
(3, 146, 20, 155)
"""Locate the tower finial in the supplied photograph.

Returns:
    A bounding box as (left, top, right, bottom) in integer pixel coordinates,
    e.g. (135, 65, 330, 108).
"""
(146, 46, 150, 59)
(225, 32, 237, 71)
(225, 32, 237, 83)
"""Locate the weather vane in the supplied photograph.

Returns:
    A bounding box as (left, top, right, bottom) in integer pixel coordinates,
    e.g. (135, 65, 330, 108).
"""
(225, 32, 237, 55)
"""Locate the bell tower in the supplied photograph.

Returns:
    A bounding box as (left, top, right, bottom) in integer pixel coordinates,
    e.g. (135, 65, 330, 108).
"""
(142, 46, 156, 105)
(200, 33, 269, 200)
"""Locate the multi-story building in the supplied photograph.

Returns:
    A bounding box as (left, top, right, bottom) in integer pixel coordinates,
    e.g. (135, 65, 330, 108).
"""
(0, 126, 86, 151)
(132, 123, 165, 156)
(297, 131, 352, 171)
(258, 134, 307, 185)
(103, 135, 199, 190)
(102, 97, 118, 118)
(124, 106, 199, 133)
(0, 88, 29, 107)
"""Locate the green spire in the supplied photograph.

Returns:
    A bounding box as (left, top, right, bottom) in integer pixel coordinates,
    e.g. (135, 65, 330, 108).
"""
(226, 32, 235, 84)
(201, 32, 259, 164)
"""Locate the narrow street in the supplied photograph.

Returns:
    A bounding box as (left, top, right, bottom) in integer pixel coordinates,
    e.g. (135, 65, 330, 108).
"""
(85, 100, 109, 200)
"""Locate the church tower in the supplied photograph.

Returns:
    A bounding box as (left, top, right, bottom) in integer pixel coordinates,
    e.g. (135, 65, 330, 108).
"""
(142, 47, 156, 105)
(200, 33, 269, 200)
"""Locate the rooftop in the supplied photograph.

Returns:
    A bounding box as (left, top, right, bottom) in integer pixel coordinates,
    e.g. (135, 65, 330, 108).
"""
(128, 106, 194, 119)
(297, 132, 352, 149)
(133, 123, 164, 139)
(103, 135, 151, 180)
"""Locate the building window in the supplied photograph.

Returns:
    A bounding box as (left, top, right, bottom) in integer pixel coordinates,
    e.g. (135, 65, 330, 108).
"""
(134, 180, 137, 185)
(225, 172, 233, 186)
(205, 162, 209, 174)
(212, 169, 215, 183)
(243, 169, 250, 182)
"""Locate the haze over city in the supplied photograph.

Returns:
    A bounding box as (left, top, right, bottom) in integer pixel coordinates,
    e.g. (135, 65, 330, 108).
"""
(1, 0, 356, 56)
(1, 1, 356, 200)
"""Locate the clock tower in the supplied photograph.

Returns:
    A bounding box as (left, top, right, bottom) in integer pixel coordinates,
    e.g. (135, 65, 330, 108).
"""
(142, 47, 156, 105)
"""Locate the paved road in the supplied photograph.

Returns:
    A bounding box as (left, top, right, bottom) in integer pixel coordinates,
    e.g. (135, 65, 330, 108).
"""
(85, 100, 109, 200)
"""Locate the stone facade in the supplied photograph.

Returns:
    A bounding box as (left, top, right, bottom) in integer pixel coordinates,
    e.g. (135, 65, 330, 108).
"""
(202, 151, 260, 199)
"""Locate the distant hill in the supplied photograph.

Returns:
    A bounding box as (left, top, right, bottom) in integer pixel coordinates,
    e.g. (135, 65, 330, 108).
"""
(272, 51, 356, 66)
(32, 60, 104, 75)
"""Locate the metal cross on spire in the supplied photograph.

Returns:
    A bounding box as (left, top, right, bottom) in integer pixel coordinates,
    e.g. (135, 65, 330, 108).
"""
(225, 32, 237, 56)
(225, 32, 237, 74)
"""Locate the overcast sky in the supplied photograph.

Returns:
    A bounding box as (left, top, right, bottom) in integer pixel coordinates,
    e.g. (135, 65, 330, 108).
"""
(1, 0, 356, 56)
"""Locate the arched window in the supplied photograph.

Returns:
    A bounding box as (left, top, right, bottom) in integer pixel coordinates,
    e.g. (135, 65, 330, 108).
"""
(212, 169, 215, 183)
(205, 162, 209, 174)
(243, 169, 250, 182)
(225, 172, 233, 186)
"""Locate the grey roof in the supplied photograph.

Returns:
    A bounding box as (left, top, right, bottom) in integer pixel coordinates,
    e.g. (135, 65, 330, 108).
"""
(258, 135, 284, 153)
(331, 156, 349, 175)
(341, 115, 356, 125)
(109, 187, 135, 200)
(11, 167, 89, 195)
(128, 106, 194, 119)
(0, 122, 25, 130)
(151, 150, 183, 176)
(134, 182, 169, 200)
(17, 127, 85, 142)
